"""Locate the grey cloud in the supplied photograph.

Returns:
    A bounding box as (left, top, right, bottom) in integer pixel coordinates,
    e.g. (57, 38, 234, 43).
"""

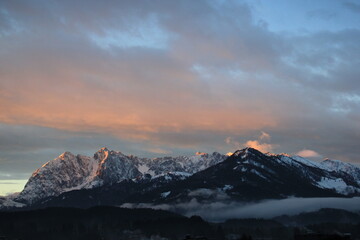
(0, 0, 360, 178)
(279, 29, 360, 94)
(0, 123, 181, 180)
(343, 1, 360, 13)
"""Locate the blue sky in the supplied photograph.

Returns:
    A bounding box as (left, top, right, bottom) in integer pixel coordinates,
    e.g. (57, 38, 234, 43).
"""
(250, 0, 360, 33)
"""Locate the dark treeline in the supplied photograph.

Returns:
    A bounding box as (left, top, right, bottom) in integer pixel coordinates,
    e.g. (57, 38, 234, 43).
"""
(0, 207, 359, 240)
(0, 207, 218, 240)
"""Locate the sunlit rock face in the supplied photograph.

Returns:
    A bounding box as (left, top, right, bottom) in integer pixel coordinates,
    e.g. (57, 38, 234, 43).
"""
(16, 152, 100, 204)
(93, 148, 142, 185)
(13, 148, 226, 205)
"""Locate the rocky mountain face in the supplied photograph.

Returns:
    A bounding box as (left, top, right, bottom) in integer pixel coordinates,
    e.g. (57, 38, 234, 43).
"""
(2, 147, 360, 210)
(12, 147, 226, 205)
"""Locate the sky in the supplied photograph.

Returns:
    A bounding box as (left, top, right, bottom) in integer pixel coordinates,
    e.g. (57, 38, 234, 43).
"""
(1, 0, 360, 195)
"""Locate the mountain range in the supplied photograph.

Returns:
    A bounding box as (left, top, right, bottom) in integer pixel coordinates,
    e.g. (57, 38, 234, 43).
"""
(1, 147, 360, 210)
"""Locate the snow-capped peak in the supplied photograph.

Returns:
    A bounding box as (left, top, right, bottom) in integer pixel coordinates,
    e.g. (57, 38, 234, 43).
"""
(232, 147, 262, 158)
(321, 158, 353, 170)
(321, 158, 360, 184)
(230, 149, 360, 195)
(14, 148, 227, 205)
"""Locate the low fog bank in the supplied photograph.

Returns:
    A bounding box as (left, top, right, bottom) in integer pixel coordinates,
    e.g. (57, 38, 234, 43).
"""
(121, 197, 360, 222)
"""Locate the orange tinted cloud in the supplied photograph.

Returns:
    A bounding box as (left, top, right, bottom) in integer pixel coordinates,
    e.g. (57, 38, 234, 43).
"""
(225, 132, 275, 153)
(296, 149, 321, 158)
(244, 140, 273, 153)
(0, 54, 279, 147)
(0, 1, 283, 150)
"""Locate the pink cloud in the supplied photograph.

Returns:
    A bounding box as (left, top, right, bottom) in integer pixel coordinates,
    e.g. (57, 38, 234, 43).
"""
(296, 149, 321, 158)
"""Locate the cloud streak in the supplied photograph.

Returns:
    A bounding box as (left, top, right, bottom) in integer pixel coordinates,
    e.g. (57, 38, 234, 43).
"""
(122, 197, 360, 222)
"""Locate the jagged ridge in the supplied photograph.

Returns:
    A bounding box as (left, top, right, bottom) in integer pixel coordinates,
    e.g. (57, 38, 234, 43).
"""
(14, 147, 226, 205)
(2, 147, 360, 210)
